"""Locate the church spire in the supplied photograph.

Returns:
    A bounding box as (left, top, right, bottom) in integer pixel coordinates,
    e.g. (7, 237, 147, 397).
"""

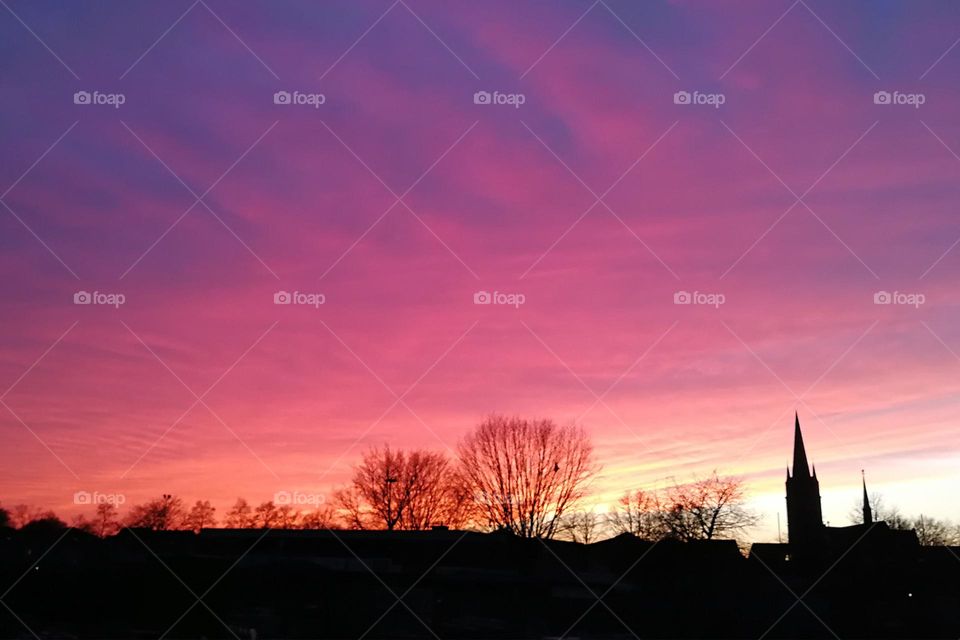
(792, 412, 811, 477)
(862, 470, 873, 525)
(785, 413, 824, 549)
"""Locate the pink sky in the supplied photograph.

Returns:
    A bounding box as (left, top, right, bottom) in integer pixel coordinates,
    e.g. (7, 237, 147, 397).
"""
(2, 0, 960, 538)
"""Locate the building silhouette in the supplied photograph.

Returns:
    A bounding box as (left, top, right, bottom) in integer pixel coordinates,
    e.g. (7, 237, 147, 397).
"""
(785, 412, 825, 548)
(775, 413, 919, 561)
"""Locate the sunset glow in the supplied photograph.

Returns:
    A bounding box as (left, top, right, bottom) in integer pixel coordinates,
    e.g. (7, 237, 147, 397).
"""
(3, 0, 960, 541)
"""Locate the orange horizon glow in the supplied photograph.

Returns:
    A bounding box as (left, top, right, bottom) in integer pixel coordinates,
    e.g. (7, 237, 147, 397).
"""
(2, 0, 960, 541)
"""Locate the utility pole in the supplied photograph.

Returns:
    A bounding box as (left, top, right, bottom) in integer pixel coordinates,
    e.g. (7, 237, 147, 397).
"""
(386, 476, 398, 530)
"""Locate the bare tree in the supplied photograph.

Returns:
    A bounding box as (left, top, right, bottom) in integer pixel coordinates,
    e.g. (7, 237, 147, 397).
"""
(400, 450, 472, 529)
(847, 491, 900, 525)
(19, 513, 66, 534)
(336, 446, 469, 530)
(334, 486, 367, 530)
(343, 445, 406, 530)
(434, 471, 476, 529)
(224, 498, 255, 528)
(275, 504, 300, 529)
(93, 503, 120, 537)
(457, 415, 598, 539)
(126, 494, 184, 530)
(7, 505, 65, 530)
(299, 505, 339, 529)
(607, 489, 666, 539)
(847, 494, 955, 542)
(184, 500, 217, 532)
(10, 504, 43, 528)
(884, 509, 913, 531)
(660, 472, 758, 541)
(558, 510, 603, 544)
(913, 515, 958, 546)
(254, 501, 280, 528)
(71, 514, 96, 535)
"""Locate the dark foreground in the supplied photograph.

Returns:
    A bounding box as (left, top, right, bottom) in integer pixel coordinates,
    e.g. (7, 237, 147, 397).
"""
(2, 526, 958, 639)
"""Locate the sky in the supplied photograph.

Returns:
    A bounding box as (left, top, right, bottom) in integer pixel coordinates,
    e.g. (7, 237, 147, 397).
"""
(1, 0, 960, 540)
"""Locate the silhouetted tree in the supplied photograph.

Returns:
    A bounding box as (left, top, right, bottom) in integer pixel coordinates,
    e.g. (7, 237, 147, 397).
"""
(458, 415, 598, 539)
(846, 494, 956, 543)
(660, 472, 758, 541)
(913, 514, 958, 545)
(19, 514, 67, 536)
(9, 505, 63, 532)
(848, 491, 901, 525)
(557, 510, 603, 544)
(254, 501, 280, 528)
(337, 446, 469, 530)
(10, 504, 43, 528)
(126, 494, 184, 530)
(275, 504, 299, 529)
(884, 509, 913, 530)
(400, 450, 473, 529)
(299, 505, 339, 529)
(334, 486, 366, 530)
(337, 446, 405, 530)
(0, 506, 10, 528)
(184, 500, 217, 532)
(71, 514, 96, 534)
(93, 503, 120, 537)
(224, 498, 255, 528)
(607, 489, 667, 539)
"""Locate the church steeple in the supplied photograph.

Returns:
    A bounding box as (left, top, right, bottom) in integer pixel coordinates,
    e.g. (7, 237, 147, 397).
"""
(862, 470, 873, 525)
(791, 411, 811, 477)
(785, 413, 824, 548)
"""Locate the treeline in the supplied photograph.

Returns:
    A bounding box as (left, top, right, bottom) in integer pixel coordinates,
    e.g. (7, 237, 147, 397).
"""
(1, 415, 768, 543)
(849, 491, 960, 546)
(14, 414, 953, 545)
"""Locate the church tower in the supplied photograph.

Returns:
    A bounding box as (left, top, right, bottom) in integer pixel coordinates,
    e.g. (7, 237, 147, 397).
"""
(785, 413, 824, 547)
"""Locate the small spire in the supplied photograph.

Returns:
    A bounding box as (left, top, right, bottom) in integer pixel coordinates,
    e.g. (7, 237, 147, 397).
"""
(792, 412, 811, 477)
(862, 469, 873, 525)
